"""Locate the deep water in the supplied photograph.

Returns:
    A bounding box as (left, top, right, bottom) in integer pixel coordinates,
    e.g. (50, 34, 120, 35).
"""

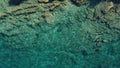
(0, 0, 120, 68)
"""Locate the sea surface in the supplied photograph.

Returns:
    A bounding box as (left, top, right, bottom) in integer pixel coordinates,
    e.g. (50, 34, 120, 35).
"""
(0, 0, 120, 68)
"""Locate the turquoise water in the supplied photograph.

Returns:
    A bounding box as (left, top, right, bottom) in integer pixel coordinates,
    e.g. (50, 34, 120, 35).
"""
(0, 0, 120, 68)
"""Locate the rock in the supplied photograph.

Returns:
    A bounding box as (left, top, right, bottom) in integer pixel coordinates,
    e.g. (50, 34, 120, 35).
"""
(38, 0, 49, 3)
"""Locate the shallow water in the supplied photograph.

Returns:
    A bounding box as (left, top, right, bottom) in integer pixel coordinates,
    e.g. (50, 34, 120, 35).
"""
(0, 0, 120, 68)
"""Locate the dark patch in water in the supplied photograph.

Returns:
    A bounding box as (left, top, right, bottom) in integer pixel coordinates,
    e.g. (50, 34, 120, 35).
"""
(9, 0, 26, 5)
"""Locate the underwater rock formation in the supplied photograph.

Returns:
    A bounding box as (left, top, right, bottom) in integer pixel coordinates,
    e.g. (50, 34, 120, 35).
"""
(0, 0, 120, 68)
(38, 0, 49, 3)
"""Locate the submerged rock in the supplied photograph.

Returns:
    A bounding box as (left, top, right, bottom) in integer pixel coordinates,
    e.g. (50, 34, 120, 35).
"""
(38, 0, 49, 3)
(0, 0, 120, 68)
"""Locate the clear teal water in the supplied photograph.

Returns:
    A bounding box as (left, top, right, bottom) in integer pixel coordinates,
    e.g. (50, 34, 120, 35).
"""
(0, 1, 120, 68)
